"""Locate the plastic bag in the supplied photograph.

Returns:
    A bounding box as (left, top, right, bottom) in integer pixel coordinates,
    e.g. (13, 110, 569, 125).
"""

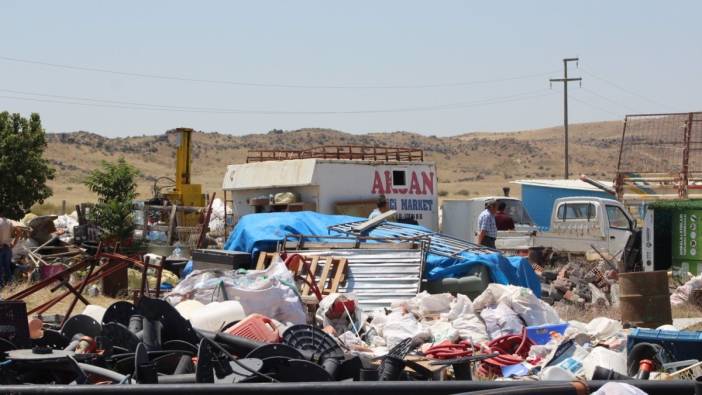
(474, 284, 560, 326)
(480, 302, 523, 339)
(452, 313, 490, 344)
(586, 317, 622, 340)
(382, 310, 430, 348)
(441, 293, 474, 320)
(428, 320, 459, 343)
(208, 198, 232, 237)
(508, 286, 561, 326)
(412, 291, 454, 316)
(472, 283, 513, 312)
(166, 258, 307, 324)
(592, 382, 648, 395)
(670, 273, 702, 307)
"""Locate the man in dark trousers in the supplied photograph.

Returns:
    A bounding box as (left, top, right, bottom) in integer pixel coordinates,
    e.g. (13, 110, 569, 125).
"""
(495, 201, 516, 231)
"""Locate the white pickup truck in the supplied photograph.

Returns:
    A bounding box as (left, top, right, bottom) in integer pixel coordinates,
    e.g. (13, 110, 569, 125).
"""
(441, 196, 636, 256)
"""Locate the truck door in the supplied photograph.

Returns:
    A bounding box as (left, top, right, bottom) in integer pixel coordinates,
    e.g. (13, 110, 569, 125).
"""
(605, 204, 634, 256)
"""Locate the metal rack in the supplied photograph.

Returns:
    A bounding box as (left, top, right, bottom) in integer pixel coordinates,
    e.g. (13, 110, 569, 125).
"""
(246, 145, 424, 163)
(328, 221, 495, 258)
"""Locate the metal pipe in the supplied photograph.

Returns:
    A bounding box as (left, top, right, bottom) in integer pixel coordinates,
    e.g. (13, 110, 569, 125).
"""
(76, 363, 128, 383)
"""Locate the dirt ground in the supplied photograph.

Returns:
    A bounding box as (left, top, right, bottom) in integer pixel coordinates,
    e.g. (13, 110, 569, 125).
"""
(1, 282, 121, 317)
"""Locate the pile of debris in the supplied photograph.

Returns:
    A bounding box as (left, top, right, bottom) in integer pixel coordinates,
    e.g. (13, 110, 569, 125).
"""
(10, 214, 84, 284)
(537, 252, 620, 308)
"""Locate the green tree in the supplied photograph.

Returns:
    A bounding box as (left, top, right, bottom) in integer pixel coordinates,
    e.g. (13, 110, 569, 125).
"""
(84, 158, 140, 242)
(0, 112, 55, 219)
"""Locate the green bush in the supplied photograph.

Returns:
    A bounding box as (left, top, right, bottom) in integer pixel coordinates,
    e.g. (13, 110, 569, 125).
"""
(84, 158, 140, 242)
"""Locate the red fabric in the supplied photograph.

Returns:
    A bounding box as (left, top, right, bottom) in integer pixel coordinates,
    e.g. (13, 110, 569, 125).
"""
(495, 212, 515, 231)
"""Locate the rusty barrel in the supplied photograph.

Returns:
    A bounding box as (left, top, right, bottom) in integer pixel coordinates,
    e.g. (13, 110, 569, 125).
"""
(619, 270, 672, 328)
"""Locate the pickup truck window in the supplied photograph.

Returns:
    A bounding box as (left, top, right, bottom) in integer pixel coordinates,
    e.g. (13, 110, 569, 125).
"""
(556, 203, 596, 221)
(498, 199, 534, 226)
(606, 205, 631, 229)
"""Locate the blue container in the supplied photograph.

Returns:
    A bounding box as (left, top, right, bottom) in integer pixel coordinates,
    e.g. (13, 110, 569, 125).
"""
(627, 328, 702, 362)
(526, 323, 569, 345)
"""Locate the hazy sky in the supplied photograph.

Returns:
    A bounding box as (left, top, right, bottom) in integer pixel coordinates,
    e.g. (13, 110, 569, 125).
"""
(1, 0, 700, 137)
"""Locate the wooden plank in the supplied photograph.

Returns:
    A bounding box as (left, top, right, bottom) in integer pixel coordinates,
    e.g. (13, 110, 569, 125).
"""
(329, 258, 347, 294)
(351, 209, 397, 233)
(255, 252, 279, 270)
(256, 253, 268, 270)
(300, 256, 319, 296)
(316, 257, 332, 294)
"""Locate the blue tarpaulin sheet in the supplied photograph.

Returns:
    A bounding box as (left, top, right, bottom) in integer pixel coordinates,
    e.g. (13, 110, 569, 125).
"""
(223, 211, 540, 296)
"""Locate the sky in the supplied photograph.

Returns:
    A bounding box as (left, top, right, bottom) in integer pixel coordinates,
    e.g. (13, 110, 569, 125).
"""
(1, 0, 700, 137)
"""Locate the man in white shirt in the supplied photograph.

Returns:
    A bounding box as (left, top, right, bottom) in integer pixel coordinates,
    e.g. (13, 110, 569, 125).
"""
(369, 195, 389, 219)
(0, 218, 14, 287)
(476, 199, 498, 249)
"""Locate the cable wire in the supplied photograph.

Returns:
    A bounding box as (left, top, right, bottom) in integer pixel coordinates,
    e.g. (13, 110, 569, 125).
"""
(0, 88, 555, 115)
(580, 67, 675, 110)
(0, 55, 557, 89)
(580, 87, 640, 113)
(569, 93, 623, 118)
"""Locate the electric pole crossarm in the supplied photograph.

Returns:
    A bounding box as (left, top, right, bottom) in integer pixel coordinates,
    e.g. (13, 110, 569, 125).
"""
(550, 78, 582, 83)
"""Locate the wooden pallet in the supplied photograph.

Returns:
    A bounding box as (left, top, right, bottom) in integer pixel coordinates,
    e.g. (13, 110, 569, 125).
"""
(255, 253, 347, 297)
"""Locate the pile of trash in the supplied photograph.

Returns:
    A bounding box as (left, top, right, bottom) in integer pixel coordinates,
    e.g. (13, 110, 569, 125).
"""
(317, 285, 633, 381)
(8, 214, 85, 284)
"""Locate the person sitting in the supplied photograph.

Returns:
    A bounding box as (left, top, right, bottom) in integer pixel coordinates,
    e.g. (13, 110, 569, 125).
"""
(495, 201, 516, 231)
(369, 195, 390, 219)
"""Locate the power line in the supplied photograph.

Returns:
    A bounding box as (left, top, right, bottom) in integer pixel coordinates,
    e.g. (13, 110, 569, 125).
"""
(580, 67, 675, 110)
(0, 55, 557, 89)
(568, 94, 623, 118)
(0, 88, 555, 115)
(579, 87, 640, 113)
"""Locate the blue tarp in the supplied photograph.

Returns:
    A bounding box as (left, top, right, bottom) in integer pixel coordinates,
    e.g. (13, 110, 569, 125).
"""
(223, 211, 540, 296)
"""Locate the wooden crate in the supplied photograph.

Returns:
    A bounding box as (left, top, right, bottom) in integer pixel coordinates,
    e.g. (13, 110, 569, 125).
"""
(256, 253, 347, 297)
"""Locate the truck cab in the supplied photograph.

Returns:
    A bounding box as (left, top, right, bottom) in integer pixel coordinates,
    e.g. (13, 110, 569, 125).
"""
(541, 196, 636, 255)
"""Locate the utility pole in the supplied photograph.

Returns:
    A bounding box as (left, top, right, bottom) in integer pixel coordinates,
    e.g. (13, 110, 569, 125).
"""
(550, 58, 581, 179)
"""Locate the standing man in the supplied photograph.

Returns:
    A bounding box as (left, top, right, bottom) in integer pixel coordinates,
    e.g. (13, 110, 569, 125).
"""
(0, 217, 14, 287)
(369, 195, 390, 219)
(477, 199, 498, 248)
(495, 201, 516, 231)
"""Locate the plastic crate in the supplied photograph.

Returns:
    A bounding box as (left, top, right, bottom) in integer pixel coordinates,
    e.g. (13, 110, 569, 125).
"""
(627, 328, 702, 362)
(526, 323, 569, 345)
(224, 313, 280, 343)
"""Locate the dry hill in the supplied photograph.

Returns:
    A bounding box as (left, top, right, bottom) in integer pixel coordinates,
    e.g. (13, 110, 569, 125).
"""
(40, 121, 623, 211)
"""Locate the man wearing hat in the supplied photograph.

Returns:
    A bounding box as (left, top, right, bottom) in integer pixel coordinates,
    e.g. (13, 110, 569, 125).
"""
(476, 198, 498, 248)
(369, 194, 390, 219)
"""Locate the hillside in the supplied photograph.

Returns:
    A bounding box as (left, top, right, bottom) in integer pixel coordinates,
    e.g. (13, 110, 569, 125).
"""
(41, 121, 623, 210)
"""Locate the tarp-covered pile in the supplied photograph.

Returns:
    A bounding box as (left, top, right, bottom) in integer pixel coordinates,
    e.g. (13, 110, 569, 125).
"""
(223, 211, 541, 296)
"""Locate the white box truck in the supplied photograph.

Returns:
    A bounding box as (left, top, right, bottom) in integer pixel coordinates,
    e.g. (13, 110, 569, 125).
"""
(222, 158, 439, 230)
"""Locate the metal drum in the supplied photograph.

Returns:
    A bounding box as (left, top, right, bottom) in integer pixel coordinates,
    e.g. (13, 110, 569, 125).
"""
(619, 270, 672, 328)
